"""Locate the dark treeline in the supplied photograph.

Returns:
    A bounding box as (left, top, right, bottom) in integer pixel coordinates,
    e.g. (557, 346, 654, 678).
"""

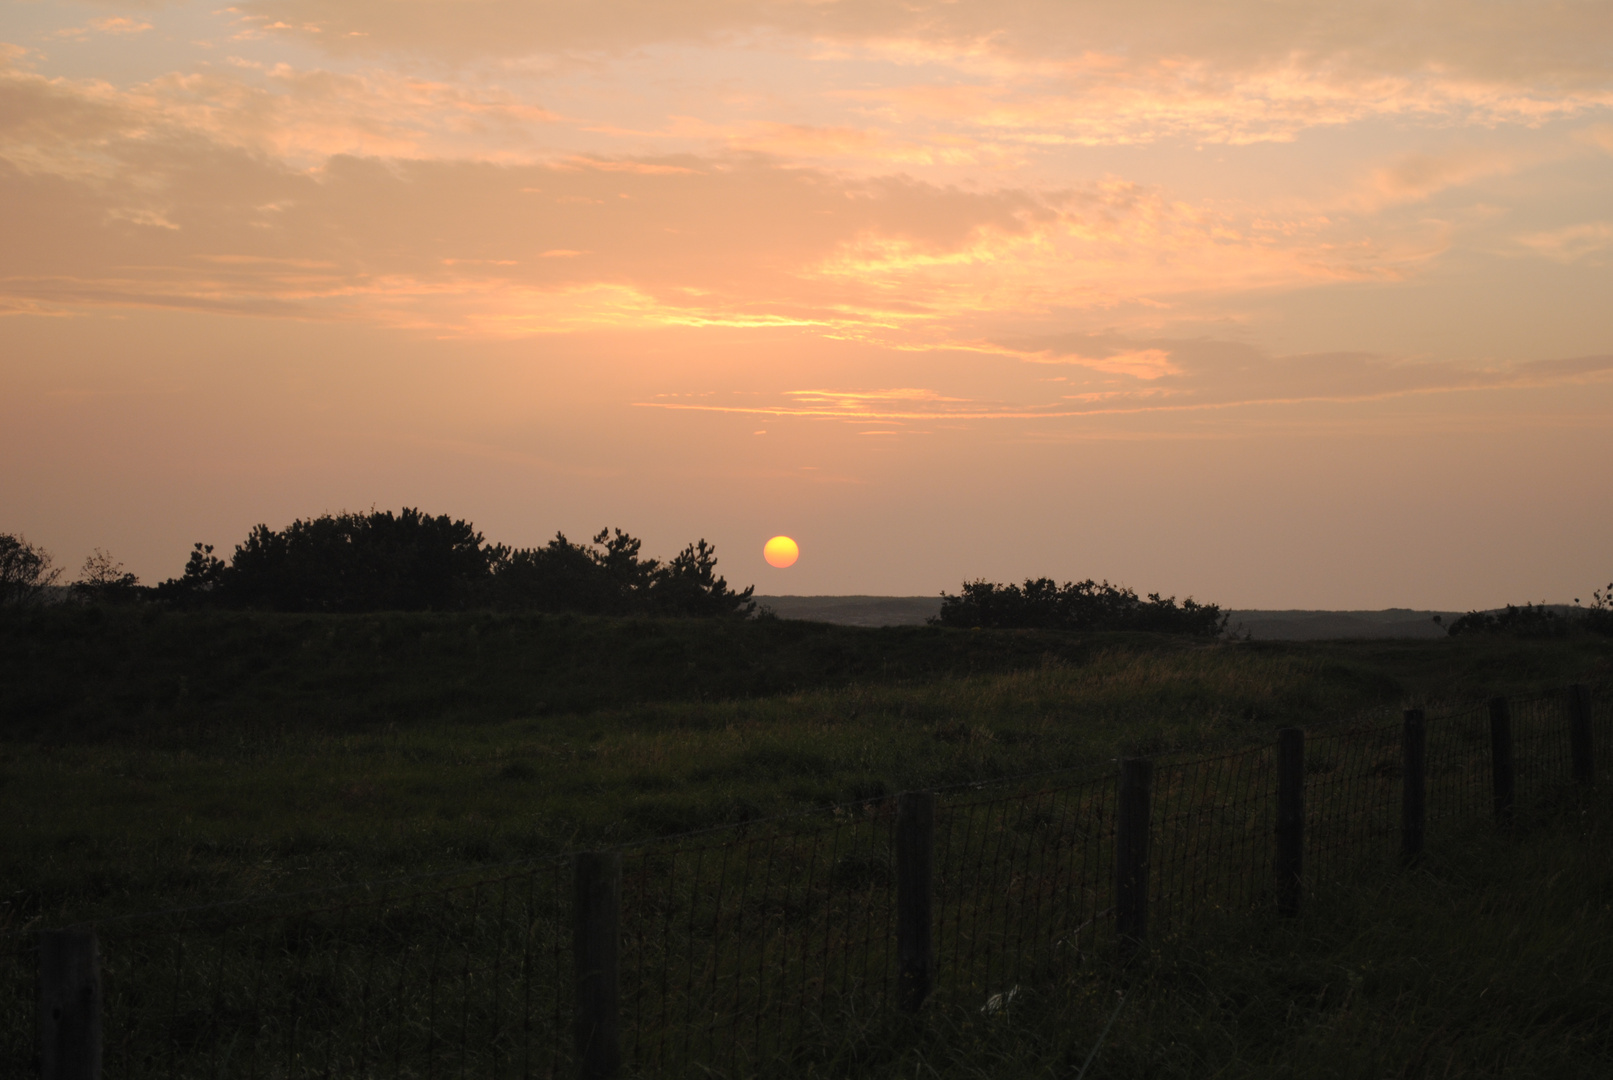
(16, 514, 1612, 637)
(146, 509, 754, 617)
(931, 577, 1227, 636)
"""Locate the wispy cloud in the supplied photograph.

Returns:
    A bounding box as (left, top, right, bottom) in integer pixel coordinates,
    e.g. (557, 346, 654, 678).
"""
(634, 350, 1613, 428)
(1515, 222, 1613, 263)
(5, 1, 1611, 372)
(7, 59, 1453, 337)
(50, 17, 154, 41)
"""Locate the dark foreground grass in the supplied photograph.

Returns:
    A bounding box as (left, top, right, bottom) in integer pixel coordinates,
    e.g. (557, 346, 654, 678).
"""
(802, 790, 1613, 1079)
(2, 607, 1609, 930)
(2, 608, 1611, 1077)
(5, 607, 1609, 745)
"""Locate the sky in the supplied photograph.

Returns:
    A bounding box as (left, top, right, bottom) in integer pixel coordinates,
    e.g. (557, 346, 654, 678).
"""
(3, 0, 1612, 609)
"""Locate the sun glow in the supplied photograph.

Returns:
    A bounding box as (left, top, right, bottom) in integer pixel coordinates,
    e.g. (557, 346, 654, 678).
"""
(763, 535, 800, 569)
(6, 0, 1612, 609)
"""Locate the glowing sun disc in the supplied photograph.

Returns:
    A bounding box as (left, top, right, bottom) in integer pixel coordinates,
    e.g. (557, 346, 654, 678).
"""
(763, 535, 799, 568)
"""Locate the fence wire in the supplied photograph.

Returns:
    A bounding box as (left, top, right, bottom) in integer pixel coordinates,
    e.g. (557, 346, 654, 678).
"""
(1150, 745, 1277, 934)
(1425, 700, 1492, 828)
(934, 774, 1116, 1010)
(619, 802, 896, 1076)
(6, 686, 1608, 1078)
(92, 861, 573, 1080)
(1304, 719, 1401, 886)
(1, 934, 37, 1078)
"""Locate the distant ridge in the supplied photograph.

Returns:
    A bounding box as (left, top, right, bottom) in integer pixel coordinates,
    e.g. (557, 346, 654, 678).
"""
(755, 595, 942, 627)
(755, 596, 1463, 640)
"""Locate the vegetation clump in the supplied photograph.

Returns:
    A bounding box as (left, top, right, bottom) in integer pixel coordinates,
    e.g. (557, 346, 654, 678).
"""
(1590, 582, 1613, 635)
(1441, 602, 1573, 638)
(932, 577, 1226, 636)
(1440, 584, 1613, 638)
(0, 534, 60, 606)
(149, 509, 754, 616)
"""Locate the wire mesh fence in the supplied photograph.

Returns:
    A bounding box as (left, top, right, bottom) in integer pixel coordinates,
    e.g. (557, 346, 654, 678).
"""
(618, 801, 897, 1076)
(1510, 695, 1569, 805)
(933, 773, 1116, 1011)
(6, 684, 1609, 1078)
(1303, 718, 1401, 887)
(1598, 688, 1613, 776)
(87, 862, 573, 1079)
(1, 933, 38, 1078)
(1149, 745, 1277, 935)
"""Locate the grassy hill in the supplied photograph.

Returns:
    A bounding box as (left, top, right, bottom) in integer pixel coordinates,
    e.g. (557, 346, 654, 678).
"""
(2, 606, 1609, 925)
(1, 607, 1610, 1075)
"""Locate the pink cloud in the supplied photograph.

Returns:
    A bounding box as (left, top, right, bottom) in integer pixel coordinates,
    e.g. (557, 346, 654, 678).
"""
(50, 17, 154, 41)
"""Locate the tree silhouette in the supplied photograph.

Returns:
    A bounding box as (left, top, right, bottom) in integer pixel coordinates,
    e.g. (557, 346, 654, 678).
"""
(157, 511, 755, 618)
(72, 548, 141, 604)
(653, 539, 756, 617)
(218, 509, 497, 612)
(0, 533, 61, 606)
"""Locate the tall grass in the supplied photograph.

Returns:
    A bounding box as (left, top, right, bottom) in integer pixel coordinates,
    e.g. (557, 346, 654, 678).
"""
(784, 789, 1613, 1079)
(2, 614, 1609, 928)
(3, 663, 1609, 1077)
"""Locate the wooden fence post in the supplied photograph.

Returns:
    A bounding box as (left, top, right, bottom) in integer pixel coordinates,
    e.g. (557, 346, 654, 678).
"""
(573, 852, 621, 1080)
(1569, 684, 1594, 786)
(1402, 709, 1426, 863)
(896, 791, 935, 1011)
(1489, 697, 1514, 821)
(39, 929, 102, 1080)
(1116, 758, 1153, 955)
(1275, 728, 1305, 917)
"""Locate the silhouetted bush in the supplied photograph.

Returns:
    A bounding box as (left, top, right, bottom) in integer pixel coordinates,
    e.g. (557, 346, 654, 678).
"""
(654, 539, 754, 617)
(1441, 603, 1572, 639)
(156, 510, 753, 617)
(0, 533, 61, 606)
(154, 543, 227, 607)
(932, 577, 1226, 636)
(240, 509, 493, 612)
(491, 531, 636, 614)
(489, 529, 752, 617)
(70, 548, 143, 605)
(1584, 582, 1613, 637)
(1438, 585, 1613, 638)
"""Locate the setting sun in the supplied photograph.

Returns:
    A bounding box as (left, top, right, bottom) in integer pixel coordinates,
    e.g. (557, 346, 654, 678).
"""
(763, 536, 800, 569)
(3, 0, 1610, 608)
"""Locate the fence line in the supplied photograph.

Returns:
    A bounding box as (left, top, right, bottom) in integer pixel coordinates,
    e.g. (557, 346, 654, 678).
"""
(4, 685, 1608, 1078)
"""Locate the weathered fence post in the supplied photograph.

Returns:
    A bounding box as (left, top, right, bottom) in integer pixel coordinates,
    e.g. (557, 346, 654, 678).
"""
(1569, 684, 1595, 786)
(1489, 697, 1514, 821)
(1275, 728, 1305, 917)
(1116, 758, 1153, 955)
(896, 791, 935, 1011)
(39, 929, 102, 1080)
(573, 852, 621, 1080)
(1402, 709, 1426, 863)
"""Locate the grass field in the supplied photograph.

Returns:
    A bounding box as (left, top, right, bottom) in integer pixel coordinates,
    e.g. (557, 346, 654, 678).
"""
(3, 606, 1609, 929)
(3, 608, 1613, 1077)
(834, 785, 1613, 1079)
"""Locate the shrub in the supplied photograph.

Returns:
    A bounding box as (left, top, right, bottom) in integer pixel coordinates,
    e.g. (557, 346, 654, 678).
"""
(1583, 581, 1613, 637)
(156, 510, 753, 618)
(0, 533, 61, 606)
(1439, 583, 1613, 638)
(931, 577, 1225, 636)
(71, 549, 142, 605)
(1442, 603, 1570, 638)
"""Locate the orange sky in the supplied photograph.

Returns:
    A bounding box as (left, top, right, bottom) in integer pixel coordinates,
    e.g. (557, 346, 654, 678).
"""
(3, 1, 1611, 608)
